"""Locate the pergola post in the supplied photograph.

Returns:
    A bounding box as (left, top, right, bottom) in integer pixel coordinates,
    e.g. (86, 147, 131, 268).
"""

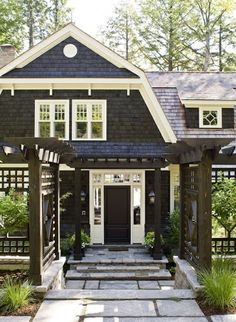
(74, 167, 82, 260)
(198, 153, 212, 269)
(153, 168, 162, 260)
(28, 149, 43, 285)
(179, 163, 187, 259)
(53, 164, 60, 260)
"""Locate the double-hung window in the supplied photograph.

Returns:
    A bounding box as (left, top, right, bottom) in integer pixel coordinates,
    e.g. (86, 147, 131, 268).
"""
(35, 100, 69, 139)
(72, 100, 106, 140)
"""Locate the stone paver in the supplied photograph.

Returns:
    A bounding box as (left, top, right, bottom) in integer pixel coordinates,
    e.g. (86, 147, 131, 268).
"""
(138, 280, 160, 289)
(160, 286, 174, 290)
(85, 280, 100, 289)
(210, 315, 236, 322)
(85, 300, 156, 317)
(33, 300, 83, 322)
(156, 299, 204, 317)
(100, 280, 138, 290)
(46, 289, 195, 300)
(159, 280, 175, 286)
(0, 318, 31, 322)
(66, 280, 85, 289)
(83, 318, 208, 322)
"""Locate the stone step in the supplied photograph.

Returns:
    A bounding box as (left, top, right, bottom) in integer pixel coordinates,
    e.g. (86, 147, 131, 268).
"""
(46, 289, 195, 300)
(76, 264, 160, 272)
(66, 269, 171, 280)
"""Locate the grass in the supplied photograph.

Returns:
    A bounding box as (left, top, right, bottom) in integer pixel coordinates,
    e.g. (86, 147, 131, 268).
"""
(0, 278, 33, 313)
(198, 257, 236, 311)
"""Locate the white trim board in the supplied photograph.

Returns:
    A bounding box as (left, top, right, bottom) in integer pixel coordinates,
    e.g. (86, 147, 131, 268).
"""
(0, 24, 176, 143)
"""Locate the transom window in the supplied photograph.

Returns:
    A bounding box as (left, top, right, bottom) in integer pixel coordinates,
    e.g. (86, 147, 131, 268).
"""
(72, 100, 106, 140)
(35, 100, 69, 139)
(199, 107, 222, 128)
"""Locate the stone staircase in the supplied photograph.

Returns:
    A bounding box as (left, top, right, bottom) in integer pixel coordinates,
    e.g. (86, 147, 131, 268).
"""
(65, 246, 172, 290)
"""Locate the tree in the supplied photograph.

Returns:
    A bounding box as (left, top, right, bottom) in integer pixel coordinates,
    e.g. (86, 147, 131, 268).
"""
(212, 177, 236, 238)
(183, 0, 236, 71)
(99, 0, 139, 63)
(0, 0, 25, 50)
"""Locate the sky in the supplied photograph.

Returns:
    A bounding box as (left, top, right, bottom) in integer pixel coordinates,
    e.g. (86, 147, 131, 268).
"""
(67, 0, 121, 37)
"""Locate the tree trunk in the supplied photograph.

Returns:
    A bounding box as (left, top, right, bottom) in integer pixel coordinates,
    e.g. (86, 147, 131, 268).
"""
(203, 31, 211, 71)
(125, 12, 129, 61)
(28, 0, 34, 48)
(219, 22, 223, 71)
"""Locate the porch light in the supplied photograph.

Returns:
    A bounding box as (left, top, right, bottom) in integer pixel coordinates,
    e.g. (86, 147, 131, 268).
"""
(148, 191, 155, 204)
(80, 190, 87, 202)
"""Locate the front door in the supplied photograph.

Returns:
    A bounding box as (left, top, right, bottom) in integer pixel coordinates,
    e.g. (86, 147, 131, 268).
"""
(104, 186, 130, 244)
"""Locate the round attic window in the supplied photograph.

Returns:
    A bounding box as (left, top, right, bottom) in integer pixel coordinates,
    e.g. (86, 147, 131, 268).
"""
(63, 44, 77, 58)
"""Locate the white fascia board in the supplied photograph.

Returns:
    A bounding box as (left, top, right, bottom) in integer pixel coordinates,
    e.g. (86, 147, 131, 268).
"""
(182, 99, 236, 108)
(0, 24, 143, 78)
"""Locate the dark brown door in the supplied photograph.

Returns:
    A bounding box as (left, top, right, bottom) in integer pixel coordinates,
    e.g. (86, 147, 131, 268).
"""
(104, 186, 130, 244)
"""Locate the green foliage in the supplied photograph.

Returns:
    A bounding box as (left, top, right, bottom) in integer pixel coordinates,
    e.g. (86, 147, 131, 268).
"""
(212, 177, 236, 236)
(60, 191, 72, 214)
(166, 208, 180, 249)
(144, 231, 164, 249)
(0, 189, 28, 235)
(0, 278, 33, 313)
(198, 257, 236, 310)
(60, 230, 91, 256)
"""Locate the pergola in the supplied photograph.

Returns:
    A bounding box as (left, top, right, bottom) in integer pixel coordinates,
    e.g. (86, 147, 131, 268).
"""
(0, 137, 230, 285)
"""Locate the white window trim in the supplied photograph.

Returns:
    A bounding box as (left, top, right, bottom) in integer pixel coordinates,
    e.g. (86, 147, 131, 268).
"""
(35, 100, 69, 140)
(72, 99, 107, 141)
(199, 106, 222, 128)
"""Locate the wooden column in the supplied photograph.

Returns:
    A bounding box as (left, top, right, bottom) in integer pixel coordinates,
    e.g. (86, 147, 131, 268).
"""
(153, 168, 162, 260)
(198, 152, 212, 269)
(53, 164, 60, 260)
(28, 149, 43, 285)
(179, 164, 187, 259)
(74, 167, 82, 260)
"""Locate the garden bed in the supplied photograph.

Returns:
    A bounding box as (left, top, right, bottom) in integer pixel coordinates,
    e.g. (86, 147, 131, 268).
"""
(198, 300, 236, 316)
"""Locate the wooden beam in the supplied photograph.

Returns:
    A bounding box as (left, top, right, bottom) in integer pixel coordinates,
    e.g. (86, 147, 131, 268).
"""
(74, 168, 83, 260)
(28, 149, 43, 285)
(198, 152, 212, 269)
(153, 168, 162, 260)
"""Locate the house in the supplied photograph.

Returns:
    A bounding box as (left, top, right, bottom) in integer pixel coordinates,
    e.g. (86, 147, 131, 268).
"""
(0, 24, 236, 263)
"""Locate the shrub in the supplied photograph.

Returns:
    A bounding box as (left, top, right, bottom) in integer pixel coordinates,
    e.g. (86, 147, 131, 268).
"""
(0, 278, 33, 312)
(144, 231, 164, 249)
(198, 257, 236, 310)
(60, 230, 90, 256)
(0, 189, 28, 235)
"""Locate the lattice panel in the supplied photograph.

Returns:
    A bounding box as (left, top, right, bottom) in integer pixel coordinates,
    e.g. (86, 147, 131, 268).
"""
(0, 168, 29, 192)
(0, 237, 29, 255)
(42, 167, 55, 194)
(212, 238, 236, 254)
(212, 168, 236, 183)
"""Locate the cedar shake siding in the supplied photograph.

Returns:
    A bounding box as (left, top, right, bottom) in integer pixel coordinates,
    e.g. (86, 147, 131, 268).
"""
(222, 108, 234, 128)
(0, 89, 164, 142)
(185, 108, 199, 128)
(60, 170, 89, 237)
(2, 37, 138, 78)
(145, 171, 170, 235)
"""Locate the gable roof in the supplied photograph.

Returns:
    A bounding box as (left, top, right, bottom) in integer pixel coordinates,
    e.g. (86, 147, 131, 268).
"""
(0, 24, 177, 143)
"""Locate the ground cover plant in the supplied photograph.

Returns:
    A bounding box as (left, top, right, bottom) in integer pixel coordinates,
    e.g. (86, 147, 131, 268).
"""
(198, 257, 236, 313)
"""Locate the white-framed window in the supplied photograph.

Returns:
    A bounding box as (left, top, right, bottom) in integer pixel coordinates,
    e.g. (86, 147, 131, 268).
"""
(72, 100, 107, 140)
(199, 107, 222, 128)
(35, 100, 69, 139)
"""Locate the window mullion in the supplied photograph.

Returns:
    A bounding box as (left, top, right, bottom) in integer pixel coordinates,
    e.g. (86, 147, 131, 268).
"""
(88, 103, 92, 139)
(50, 103, 54, 137)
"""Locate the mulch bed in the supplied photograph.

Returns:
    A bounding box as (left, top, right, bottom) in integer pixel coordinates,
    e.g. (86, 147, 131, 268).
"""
(0, 270, 42, 317)
(197, 299, 236, 316)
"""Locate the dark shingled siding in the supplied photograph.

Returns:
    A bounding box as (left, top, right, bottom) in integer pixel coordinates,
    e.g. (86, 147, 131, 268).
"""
(60, 170, 89, 237)
(222, 108, 234, 128)
(0, 90, 164, 142)
(2, 37, 138, 78)
(185, 108, 199, 128)
(145, 171, 170, 235)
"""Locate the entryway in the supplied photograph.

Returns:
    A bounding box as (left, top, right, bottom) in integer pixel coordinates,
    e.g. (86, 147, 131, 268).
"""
(104, 186, 130, 244)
